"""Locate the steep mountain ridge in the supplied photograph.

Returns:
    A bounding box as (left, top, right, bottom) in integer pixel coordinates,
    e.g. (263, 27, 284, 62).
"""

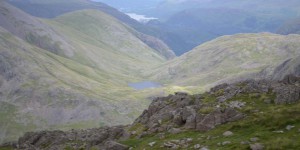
(0, 26, 145, 143)
(47, 9, 166, 75)
(0, 2, 168, 143)
(7, 0, 176, 59)
(0, 1, 74, 57)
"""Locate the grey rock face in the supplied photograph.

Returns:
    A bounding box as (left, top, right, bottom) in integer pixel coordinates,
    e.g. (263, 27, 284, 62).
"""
(273, 85, 300, 104)
(132, 91, 244, 135)
(16, 126, 126, 149)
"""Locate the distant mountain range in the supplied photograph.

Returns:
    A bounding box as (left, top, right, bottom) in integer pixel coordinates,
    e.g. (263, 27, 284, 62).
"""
(91, 0, 300, 55)
(277, 17, 300, 35)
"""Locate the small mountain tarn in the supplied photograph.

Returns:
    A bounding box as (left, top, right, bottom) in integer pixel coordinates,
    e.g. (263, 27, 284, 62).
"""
(128, 81, 162, 90)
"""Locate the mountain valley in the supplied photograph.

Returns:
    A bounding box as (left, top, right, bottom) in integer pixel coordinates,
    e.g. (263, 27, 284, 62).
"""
(0, 0, 299, 149)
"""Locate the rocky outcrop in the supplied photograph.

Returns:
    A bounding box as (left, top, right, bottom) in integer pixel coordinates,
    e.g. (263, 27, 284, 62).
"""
(130, 75, 300, 137)
(131, 91, 244, 135)
(15, 126, 127, 150)
(270, 56, 300, 80)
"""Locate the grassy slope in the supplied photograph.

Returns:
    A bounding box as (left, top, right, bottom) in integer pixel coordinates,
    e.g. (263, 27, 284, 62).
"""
(0, 1, 75, 57)
(120, 89, 300, 150)
(0, 8, 167, 143)
(7, 0, 176, 59)
(0, 25, 163, 143)
(45, 9, 165, 76)
(148, 33, 300, 91)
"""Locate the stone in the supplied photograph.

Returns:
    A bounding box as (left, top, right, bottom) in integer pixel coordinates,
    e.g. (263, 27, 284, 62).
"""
(241, 141, 250, 145)
(157, 133, 165, 139)
(16, 126, 126, 149)
(164, 142, 179, 149)
(194, 144, 201, 149)
(158, 119, 162, 124)
(223, 131, 233, 137)
(200, 147, 209, 150)
(130, 131, 137, 135)
(170, 140, 180, 144)
(148, 141, 156, 147)
(250, 143, 264, 150)
(273, 130, 284, 133)
(168, 128, 182, 134)
(250, 137, 259, 142)
(273, 85, 300, 104)
(104, 141, 129, 150)
(217, 96, 227, 103)
(286, 125, 295, 131)
(227, 101, 246, 109)
(222, 141, 231, 145)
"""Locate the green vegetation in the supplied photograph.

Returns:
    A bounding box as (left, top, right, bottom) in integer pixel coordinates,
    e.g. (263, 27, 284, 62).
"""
(0, 3, 167, 143)
(128, 123, 147, 136)
(120, 93, 300, 150)
(149, 33, 300, 89)
(0, 147, 13, 150)
(1, 1, 300, 146)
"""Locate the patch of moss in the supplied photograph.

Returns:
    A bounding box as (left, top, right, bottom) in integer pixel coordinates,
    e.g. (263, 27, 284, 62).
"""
(0, 147, 13, 150)
(202, 92, 217, 103)
(198, 106, 215, 114)
(128, 123, 146, 136)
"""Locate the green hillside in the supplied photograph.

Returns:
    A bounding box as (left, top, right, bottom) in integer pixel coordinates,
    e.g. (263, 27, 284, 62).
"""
(0, 1, 74, 57)
(46, 9, 166, 75)
(8, 0, 176, 59)
(0, 2, 167, 143)
(1, 0, 300, 145)
(149, 33, 300, 89)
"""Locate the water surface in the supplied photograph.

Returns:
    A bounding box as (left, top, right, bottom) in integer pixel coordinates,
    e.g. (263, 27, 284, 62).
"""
(128, 81, 161, 90)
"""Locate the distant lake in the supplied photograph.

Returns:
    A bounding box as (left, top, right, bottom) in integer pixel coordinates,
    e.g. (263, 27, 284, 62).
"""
(128, 81, 161, 90)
